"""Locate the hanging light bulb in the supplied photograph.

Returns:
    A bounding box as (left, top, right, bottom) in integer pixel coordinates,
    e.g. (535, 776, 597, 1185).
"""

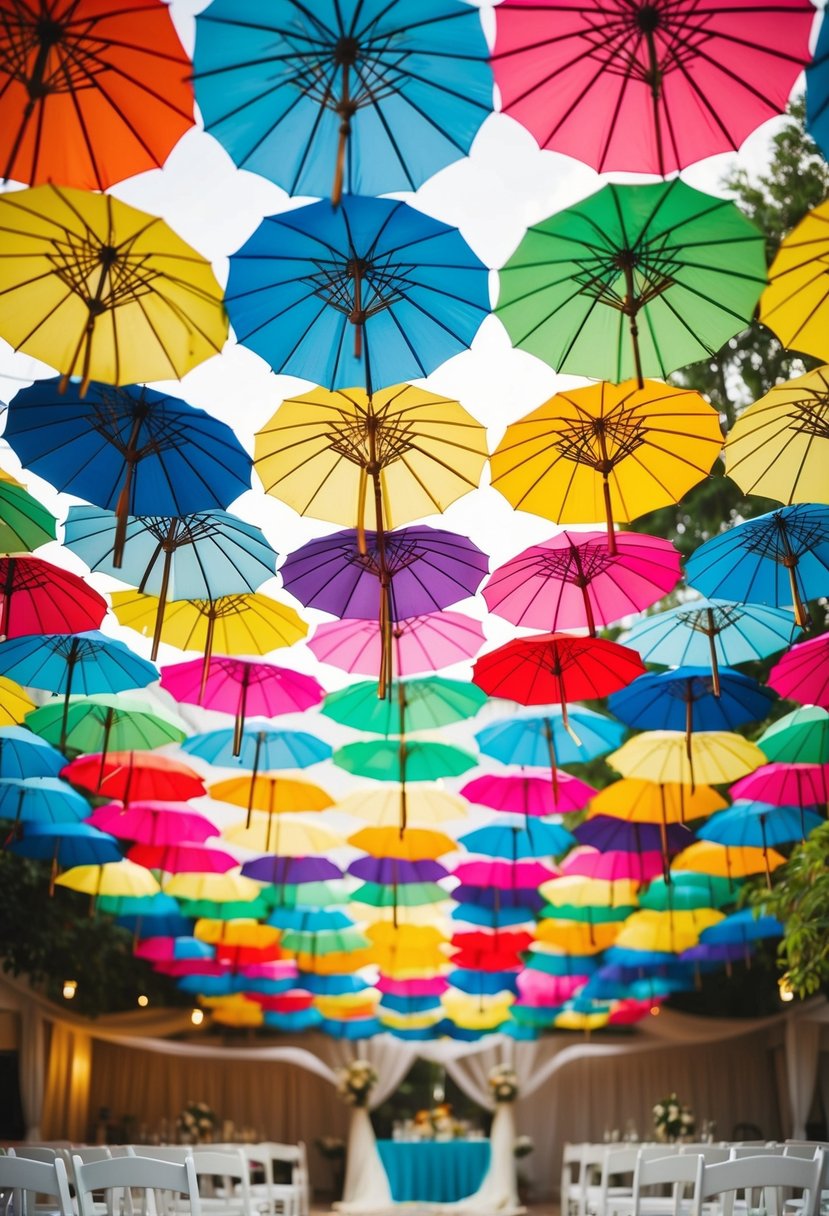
(778, 975, 795, 1003)
(191, 1007, 205, 1025)
(62, 979, 78, 1000)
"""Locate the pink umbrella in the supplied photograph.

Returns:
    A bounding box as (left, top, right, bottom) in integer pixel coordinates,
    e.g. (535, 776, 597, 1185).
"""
(86, 801, 220, 845)
(127, 842, 238, 874)
(609, 999, 661, 1025)
(161, 656, 325, 754)
(483, 531, 680, 636)
(460, 772, 595, 817)
(376, 975, 449, 997)
(453, 859, 558, 888)
(730, 762, 829, 807)
(308, 610, 486, 677)
(768, 635, 829, 708)
(516, 969, 585, 1006)
(563, 845, 663, 885)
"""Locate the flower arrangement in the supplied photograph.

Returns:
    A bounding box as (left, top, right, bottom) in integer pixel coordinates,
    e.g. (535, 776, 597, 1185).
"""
(336, 1058, 378, 1108)
(488, 1064, 519, 1104)
(413, 1103, 456, 1139)
(652, 1094, 695, 1142)
(176, 1100, 216, 1143)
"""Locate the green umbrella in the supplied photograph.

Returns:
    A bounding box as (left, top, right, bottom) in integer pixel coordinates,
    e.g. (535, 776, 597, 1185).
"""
(26, 693, 185, 759)
(757, 706, 829, 765)
(497, 179, 766, 387)
(322, 676, 486, 735)
(280, 927, 369, 955)
(333, 739, 477, 783)
(639, 873, 741, 912)
(268, 881, 350, 911)
(0, 481, 56, 553)
(177, 896, 274, 921)
(351, 881, 448, 908)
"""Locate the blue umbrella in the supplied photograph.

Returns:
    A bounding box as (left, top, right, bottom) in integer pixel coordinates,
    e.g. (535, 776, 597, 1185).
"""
(685, 504, 829, 630)
(523, 948, 600, 977)
(450, 902, 535, 929)
(459, 819, 576, 860)
(379, 993, 442, 1016)
(9, 821, 122, 891)
(699, 908, 783, 947)
(116, 911, 195, 939)
(0, 726, 66, 779)
(299, 973, 371, 996)
(320, 1016, 383, 1039)
(5, 379, 251, 566)
(475, 707, 625, 769)
(182, 723, 331, 771)
(64, 506, 278, 660)
(807, 14, 829, 160)
(0, 776, 89, 827)
(268, 908, 352, 933)
(193, 0, 492, 204)
(263, 1009, 323, 1033)
(699, 800, 822, 886)
(225, 195, 490, 393)
(448, 969, 520, 997)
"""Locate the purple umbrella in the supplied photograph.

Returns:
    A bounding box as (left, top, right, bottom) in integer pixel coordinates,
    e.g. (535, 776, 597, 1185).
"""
(280, 525, 489, 694)
(241, 856, 342, 885)
(348, 856, 449, 884)
(575, 816, 695, 881)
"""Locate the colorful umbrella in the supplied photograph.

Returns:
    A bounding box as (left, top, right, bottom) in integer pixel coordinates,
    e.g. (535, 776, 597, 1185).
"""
(723, 365, 829, 506)
(460, 819, 575, 861)
(671, 840, 786, 882)
(760, 199, 829, 363)
(699, 801, 822, 885)
(807, 14, 829, 160)
(731, 762, 829, 808)
(589, 779, 726, 827)
(10, 821, 121, 893)
(87, 801, 220, 847)
(225, 195, 489, 394)
(193, 0, 491, 203)
(564, 844, 666, 886)
(613, 908, 723, 956)
(323, 677, 486, 736)
(492, 1, 812, 177)
(608, 730, 765, 790)
(210, 775, 333, 837)
(483, 531, 680, 634)
(334, 739, 477, 784)
(496, 180, 766, 386)
(336, 787, 467, 828)
(0, 0, 194, 189)
(0, 185, 227, 392)
(476, 707, 625, 770)
(55, 858, 160, 910)
(26, 694, 185, 763)
(308, 611, 485, 679)
(0, 776, 88, 827)
(640, 872, 741, 912)
(0, 480, 56, 553)
(242, 855, 342, 888)
(757, 707, 829, 765)
(575, 816, 693, 865)
(127, 842, 237, 876)
(768, 634, 829, 709)
(460, 772, 595, 818)
(224, 813, 340, 856)
(685, 504, 829, 629)
(0, 678, 34, 727)
(0, 555, 107, 638)
(63, 752, 205, 805)
(0, 725, 65, 779)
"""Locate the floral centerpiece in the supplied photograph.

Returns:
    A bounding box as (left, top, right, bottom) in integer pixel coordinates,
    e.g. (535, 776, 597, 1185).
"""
(336, 1058, 378, 1108)
(652, 1094, 695, 1142)
(413, 1103, 456, 1139)
(488, 1064, 519, 1104)
(176, 1100, 217, 1144)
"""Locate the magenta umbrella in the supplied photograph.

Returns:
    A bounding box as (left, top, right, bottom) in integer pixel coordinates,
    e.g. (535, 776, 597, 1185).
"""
(483, 531, 680, 636)
(730, 762, 829, 807)
(160, 657, 325, 755)
(308, 610, 486, 678)
(460, 772, 595, 817)
(768, 635, 829, 709)
(562, 845, 665, 885)
(453, 859, 558, 889)
(86, 801, 220, 845)
(516, 969, 585, 1006)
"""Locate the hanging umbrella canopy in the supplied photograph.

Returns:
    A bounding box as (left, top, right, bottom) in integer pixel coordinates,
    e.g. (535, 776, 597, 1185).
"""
(348, 826, 455, 861)
(127, 842, 238, 875)
(460, 772, 595, 818)
(323, 676, 486, 736)
(0, 185, 227, 392)
(460, 819, 575, 860)
(63, 751, 206, 805)
(56, 859, 161, 916)
(87, 801, 219, 847)
(768, 635, 829, 710)
(193, 0, 492, 204)
(0, 555, 107, 638)
(454, 858, 557, 889)
(210, 774, 333, 817)
(163, 870, 264, 905)
(224, 815, 341, 857)
(807, 14, 829, 159)
(0, 677, 34, 727)
(731, 762, 829, 808)
(614, 908, 724, 955)
(225, 195, 490, 394)
(640, 873, 742, 912)
(484, 530, 681, 635)
(575, 817, 694, 858)
(588, 779, 726, 826)
(700, 909, 784, 948)
(476, 707, 624, 770)
(0, 726, 65, 779)
(700, 801, 822, 852)
(564, 844, 675, 886)
(0, 776, 89, 827)
(490, 382, 723, 553)
(0, 480, 56, 553)
(336, 787, 467, 828)
(241, 855, 342, 887)
(492, 0, 812, 177)
(534, 918, 622, 954)
(194, 724, 331, 823)
(757, 707, 829, 766)
(760, 199, 829, 364)
(685, 504, 829, 630)
(0, 0, 194, 189)
(10, 821, 122, 893)
(136, 936, 215, 962)
(671, 840, 786, 882)
(540, 874, 638, 920)
(333, 738, 477, 784)
(309, 610, 485, 680)
(26, 694, 185, 763)
(608, 730, 765, 789)
(723, 365, 829, 506)
(496, 180, 766, 387)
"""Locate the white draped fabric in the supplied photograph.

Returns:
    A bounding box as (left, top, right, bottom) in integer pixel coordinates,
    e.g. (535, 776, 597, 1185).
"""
(338, 1107, 394, 1213)
(445, 1102, 520, 1216)
(784, 1015, 821, 1139)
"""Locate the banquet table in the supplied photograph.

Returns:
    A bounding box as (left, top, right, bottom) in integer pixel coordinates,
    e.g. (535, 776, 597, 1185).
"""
(376, 1139, 491, 1202)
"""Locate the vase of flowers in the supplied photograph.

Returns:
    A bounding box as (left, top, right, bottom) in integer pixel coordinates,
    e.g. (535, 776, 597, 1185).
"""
(488, 1064, 519, 1104)
(652, 1094, 695, 1142)
(336, 1059, 378, 1108)
(176, 1101, 217, 1144)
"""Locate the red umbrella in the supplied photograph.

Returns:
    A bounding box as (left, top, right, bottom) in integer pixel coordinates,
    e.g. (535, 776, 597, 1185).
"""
(63, 752, 205, 805)
(86, 801, 219, 845)
(127, 843, 237, 874)
(0, 556, 107, 637)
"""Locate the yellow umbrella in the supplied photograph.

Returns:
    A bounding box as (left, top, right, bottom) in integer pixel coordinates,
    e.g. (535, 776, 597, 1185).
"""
(207, 997, 264, 1028)
(760, 200, 829, 363)
(194, 920, 280, 949)
(442, 991, 513, 1030)
(490, 380, 722, 554)
(0, 185, 227, 393)
(671, 841, 786, 882)
(535, 918, 624, 954)
(292, 948, 373, 975)
(608, 731, 765, 788)
(347, 826, 455, 860)
(163, 872, 262, 903)
(380, 1008, 443, 1030)
(315, 994, 380, 1020)
(588, 779, 727, 825)
(723, 366, 829, 505)
(0, 677, 35, 726)
(55, 859, 159, 913)
(365, 922, 449, 975)
(540, 874, 640, 909)
(223, 814, 341, 855)
(209, 776, 333, 836)
(253, 383, 488, 541)
(614, 908, 724, 954)
(554, 1007, 610, 1031)
(337, 786, 467, 828)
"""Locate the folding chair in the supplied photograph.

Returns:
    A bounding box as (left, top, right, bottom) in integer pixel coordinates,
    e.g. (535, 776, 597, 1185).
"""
(73, 1153, 202, 1216)
(699, 1149, 825, 1216)
(0, 1152, 74, 1216)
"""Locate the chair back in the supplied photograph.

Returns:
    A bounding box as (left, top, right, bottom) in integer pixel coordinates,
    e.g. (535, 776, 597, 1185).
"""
(700, 1150, 825, 1216)
(73, 1153, 202, 1216)
(8, 1150, 58, 1164)
(633, 1152, 704, 1216)
(191, 1149, 253, 1216)
(0, 1152, 73, 1216)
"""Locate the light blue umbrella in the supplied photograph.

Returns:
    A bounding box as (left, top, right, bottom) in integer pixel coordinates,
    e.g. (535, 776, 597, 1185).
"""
(699, 801, 822, 852)
(699, 909, 783, 962)
(476, 706, 625, 769)
(193, 0, 492, 203)
(0, 726, 66, 778)
(0, 776, 89, 827)
(9, 821, 122, 891)
(807, 14, 829, 161)
(263, 1009, 322, 1033)
(182, 722, 331, 771)
(459, 819, 576, 860)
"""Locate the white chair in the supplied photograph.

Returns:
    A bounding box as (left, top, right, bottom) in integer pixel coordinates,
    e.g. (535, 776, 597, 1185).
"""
(592, 1146, 642, 1216)
(563, 1144, 591, 1216)
(240, 1145, 302, 1216)
(609, 1148, 692, 1216)
(633, 1152, 705, 1216)
(699, 1150, 825, 1216)
(579, 1144, 616, 1216)
(0, 1153, 74, 1216)
(73, 1153, 202, 1216)
(7, 1151, 58, 1164)
(190, 1150, 255, 1216)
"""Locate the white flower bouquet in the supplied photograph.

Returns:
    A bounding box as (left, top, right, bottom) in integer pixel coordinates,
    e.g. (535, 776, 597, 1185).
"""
(336, 1058, 378, 1108)
(652, 1094, 695, 1142)
(488, 1064, 519, 1104)
(176, 1100, 216, 1143)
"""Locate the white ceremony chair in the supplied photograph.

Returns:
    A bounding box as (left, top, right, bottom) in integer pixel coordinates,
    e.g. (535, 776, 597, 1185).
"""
(241, 1144, 303, 1216)
(0, 1153, 74, 1216)
(562, 1143, 590, 1216)
(632, 1152, 705, 1216)
(591, 1146, 642, 1216)
(73, 1153, 202, 1216)
(579, 1143, 616, 1216)
(699, 1149, 825, 1216)
(190, 1149, 255, 1216)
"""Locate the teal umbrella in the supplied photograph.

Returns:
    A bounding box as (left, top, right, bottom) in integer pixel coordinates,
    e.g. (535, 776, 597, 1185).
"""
(322, 676, 486, 735)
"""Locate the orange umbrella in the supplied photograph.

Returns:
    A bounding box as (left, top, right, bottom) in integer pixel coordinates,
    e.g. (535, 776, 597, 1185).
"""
(347, 826, 456, 861)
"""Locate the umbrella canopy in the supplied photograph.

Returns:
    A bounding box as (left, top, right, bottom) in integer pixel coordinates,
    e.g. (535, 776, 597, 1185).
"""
(193, 0, 491, 204)
(492, 0, 812, 177)
(63, 752, 205, 805)
(9, 821, 122, 891)
(127, 842, 237, 875)
(700, 909, 784, 947)
(0, 555, 107, 638)
(700, 801, 821, 852)
(496, 180, 766, 386)
(723, 365, 829, 506)
(0, 725, 65, 779)
(242, 856, 342, 887)
(225, 195, 490, 394)
(608, 669, 776, 748)
(309, 611, 485, 679)
(0, 776, 89, 827)
(484, 530, 680, 634)
(490, 382, 723, 554)
(55, 859, 160, 906)
(575, 816, 694, 858)
(0, 185, 227, 392)
(608, 731, 765, 789)
(0, 0, 194, 189)
(768, 635, 829, 710)
(336, 786, 467, 830)
(476, 707, 625, 769)
(323, 677, 486, 736)
(671, 840, 786, 882)
(730, 763, 829, 808)
(348, 826, 455, 861)
(210, 775, 333, 829)
(460, 819, 575, 860)
(183, 724, 331, 771)
(254, 383, 488, 537)
(640, 873, 742, 912)
(760, 199, 829, 363)
(807, 14, 829, 160)
(589, 779, 726, 827)
(0, 678, 35, 726)
(224, 813, 341, 856)
(460, 772, 595, 818)
(0, 480, 56, 553)
(685, 504, 829, 629)
(564, 845, 665, 885)
(87, 801, 219, 847)
(614, 908, 723, 955)
(334, 739, 477, 784)
(26, 694, 185, 762)
(757, 707, 829, 765)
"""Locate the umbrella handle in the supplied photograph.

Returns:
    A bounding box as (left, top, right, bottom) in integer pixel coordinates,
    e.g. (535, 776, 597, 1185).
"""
(705, 611, 721, 697)
(332, 64, 356, 207)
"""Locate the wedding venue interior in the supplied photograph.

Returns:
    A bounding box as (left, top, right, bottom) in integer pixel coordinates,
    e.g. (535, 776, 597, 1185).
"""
(1, 2, 829, 1215)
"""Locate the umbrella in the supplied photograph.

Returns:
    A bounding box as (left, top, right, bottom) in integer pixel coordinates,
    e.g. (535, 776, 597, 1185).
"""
(460, 819, 575, 860)
(242, 855, 342, 887)
(162, 661, 325, 756)
(684, 504, 829, 629)
(639, 873, 742, 913)
(496, 180, 766, 387)
(210, 774, 333, 829)
(26, 694, 185, 763)
(225, 195, 489, 395)
(483, 531, 681, 633)
(589, 779, 726, 827)
(491, 1, 812, 177)
(87, 801, 220, 847)
(0, 185, 227, 392)
(608, 730, 765, 790)
(0, 678, 35, 726)
(253, 383, 488, 541)
(193, 0, 491, 204)
(127, 842, 238, 876)
(460, 772, 595, 818)
(0, 632, 158, 751)
(0, 555, 107, 638)
(731, 762, 829, 808)
(574, 818, 694, 882)
(281, 525, 488, 694)
(670, 840, 786, 882)
(6, 380, 252, 566)
(613, 908, 723, 956)
(224, 813, 340, 857)
(760, 199, 829, 363)
(535, 917, 621, 954)
(308, 610, 485, 679)
(323, 676, 485, 736)
(333, 739, 477, 784)
(807, 14, 829, 160)
(476, 707, 625, 770)
(64, 506, 278, 659)
(723, 366, 829, 506)
(63, 752, 205, 805)
(620, 596, 800, 696)
(55, 858, 160, 911)
(700, 909, 784, 949)
(336, 787, 467, 828)
(0, 480, 56, 553)
(768, 635, 829, 709)
(0, 0, 194, 190)
(0, 776, 88, 828)
(564, 844, 665, 886)
(490, 381, 723, 553)
(699, 801, 822, 885)
(757, 707, 829, 765)
(0, 726, 65, 779)
(540, 874, 638, 925)
(9, 821, 122, 893)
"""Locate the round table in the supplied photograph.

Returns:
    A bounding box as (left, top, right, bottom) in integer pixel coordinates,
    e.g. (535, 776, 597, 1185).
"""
(376, 1138, 491, 1202)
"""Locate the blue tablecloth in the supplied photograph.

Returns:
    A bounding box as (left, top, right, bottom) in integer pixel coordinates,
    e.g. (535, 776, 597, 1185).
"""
(377, 1139, 490, 1202)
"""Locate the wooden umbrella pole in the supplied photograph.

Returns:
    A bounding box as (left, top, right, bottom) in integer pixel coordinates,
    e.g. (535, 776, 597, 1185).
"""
(113, 413, 143, 568)
(571, 542, 597, 636)
(623, 259, 645, 391)
(705, 610, 721, 697)
(200, 606, 217, 702)
(685, 695, 694, 766)
(0, 557, 16, 639)
(332, 63, 354, 207)
(150, 518, 178, 661)
(543, 717, 560, 801)
(246, 732, 263, 830)
(49, 843, 59, 897)
(97, 708, 115, 788)
(760, 815, 772, 890)
(356, 466, 369, 556)
(60, 641, 79, 754)
(643, 26, 666, 179)
(233, 666, 250, 757)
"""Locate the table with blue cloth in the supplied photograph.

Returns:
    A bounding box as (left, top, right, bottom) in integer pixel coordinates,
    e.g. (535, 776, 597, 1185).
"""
(376, 1139, 490, 1202)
